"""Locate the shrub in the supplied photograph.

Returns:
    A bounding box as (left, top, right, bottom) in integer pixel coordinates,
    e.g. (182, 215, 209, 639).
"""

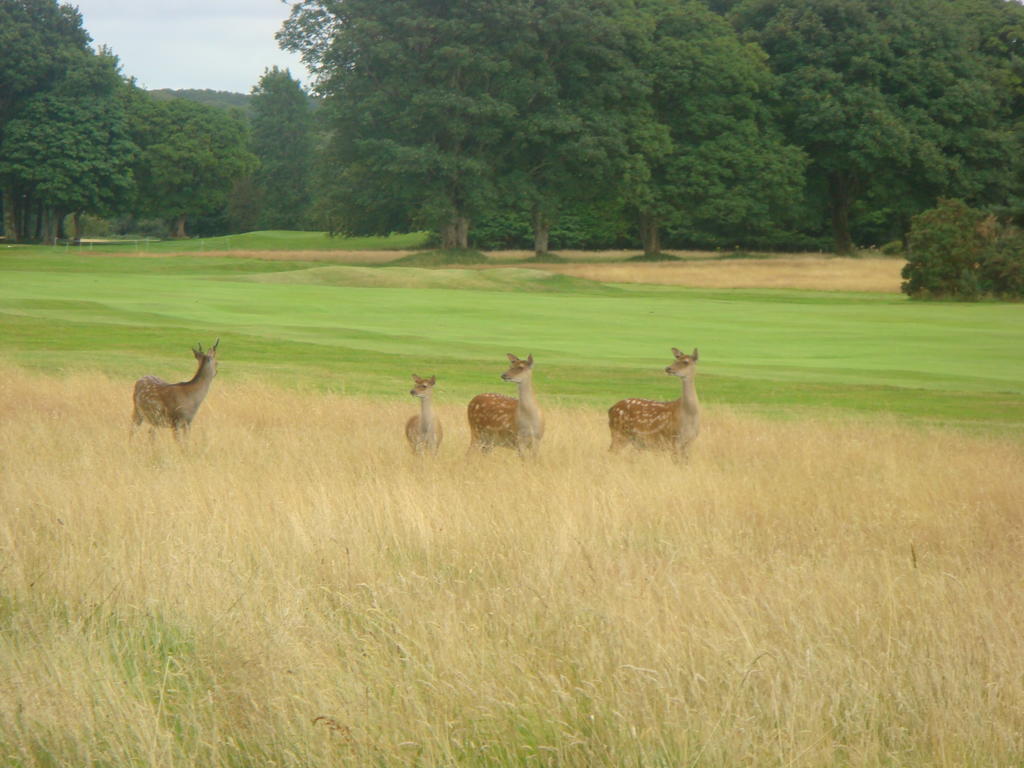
(880, 239, 904, 256)
(901, 199, 1024, 300)
(980, 232, 1024, 298)
(901, 199, 987, 299)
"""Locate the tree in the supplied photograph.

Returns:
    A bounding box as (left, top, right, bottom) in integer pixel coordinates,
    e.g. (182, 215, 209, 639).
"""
(0, 0, 92, 240)
(280, 0, 532, 247)
(497, 0, 649, 255)
(0, 49, 136, 244)
(250, 67, 314, 230)
(729, 0, 1021, 253)
(129, 94, 256, 238)
(626, 0, 805, 256)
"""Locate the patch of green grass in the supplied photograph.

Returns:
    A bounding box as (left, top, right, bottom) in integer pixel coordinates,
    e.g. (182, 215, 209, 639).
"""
(238, 265, 614, 294)
(3, 230, 431, 255)
(1, 248, 1021, 432)
(386, 248, 489, 266)
(626, 251, 683, 262)
(521, 251, 570, 263)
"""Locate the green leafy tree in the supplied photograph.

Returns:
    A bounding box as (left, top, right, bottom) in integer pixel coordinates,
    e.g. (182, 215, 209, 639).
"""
(280, 0, 533, 247)
(626, 0, 805, 256)
(129, 94, 256, 237)
(250, 67, 314, 230)
(498, 0, 649, 254)
(730, 0, 1021, 253)
(0, 0, 92, 240)
(0, 49, 136, 244)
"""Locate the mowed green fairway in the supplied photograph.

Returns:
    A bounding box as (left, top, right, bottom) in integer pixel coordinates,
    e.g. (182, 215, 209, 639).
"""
(1, 248, 1022, 432)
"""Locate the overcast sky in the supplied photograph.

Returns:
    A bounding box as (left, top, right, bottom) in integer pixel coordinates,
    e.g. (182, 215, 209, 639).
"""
(71, 0, 312, 94)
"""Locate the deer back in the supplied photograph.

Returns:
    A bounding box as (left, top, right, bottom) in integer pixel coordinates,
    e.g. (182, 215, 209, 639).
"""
(467, 393, 520, 446)
(608, 397, 679, 443)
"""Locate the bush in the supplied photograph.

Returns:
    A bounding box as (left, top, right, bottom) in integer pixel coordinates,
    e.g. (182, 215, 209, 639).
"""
(901, 199, 1024, 300)
(901, 199, 986, 299)
(980, 233, 1024, 298)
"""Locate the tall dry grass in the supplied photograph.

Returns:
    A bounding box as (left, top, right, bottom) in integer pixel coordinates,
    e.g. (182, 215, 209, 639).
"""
(1, 366, 1022, 766)
(487, 256, 905, 293)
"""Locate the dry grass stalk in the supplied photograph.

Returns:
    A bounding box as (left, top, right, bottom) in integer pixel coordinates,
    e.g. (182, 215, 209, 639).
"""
(1, 366, 1022, 766)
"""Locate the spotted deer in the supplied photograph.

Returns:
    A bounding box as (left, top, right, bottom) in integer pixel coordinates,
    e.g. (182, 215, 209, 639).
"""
(405, 374, 443, 455)
(131, 339, 219, 441)
(467, 353, 544, 456)
(608, 347, 700, 457)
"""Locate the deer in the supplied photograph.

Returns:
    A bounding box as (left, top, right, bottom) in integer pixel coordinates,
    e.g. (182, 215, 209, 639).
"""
(405, 374, 443, 455)
(467, 353, 544, 457)
(608, 347, 700, 458)
(130, 338, 219, 441)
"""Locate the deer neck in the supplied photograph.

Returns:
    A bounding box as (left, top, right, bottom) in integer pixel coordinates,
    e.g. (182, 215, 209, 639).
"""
(676, 374, 699, 415)
(514, 374, 542, 427)
(419, 393, 437, 431)
(184, 359, 216, 402)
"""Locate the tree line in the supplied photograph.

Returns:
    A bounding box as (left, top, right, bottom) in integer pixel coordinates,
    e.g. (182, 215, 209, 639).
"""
(2, 0, 1023, 255)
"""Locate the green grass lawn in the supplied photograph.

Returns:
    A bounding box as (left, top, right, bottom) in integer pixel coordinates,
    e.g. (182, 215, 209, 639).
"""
(3, 229, 431, 255)
(1, 248, 1022, 432)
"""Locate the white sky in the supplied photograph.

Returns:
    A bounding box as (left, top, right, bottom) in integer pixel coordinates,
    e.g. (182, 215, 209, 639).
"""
(71, 0, 312, 93)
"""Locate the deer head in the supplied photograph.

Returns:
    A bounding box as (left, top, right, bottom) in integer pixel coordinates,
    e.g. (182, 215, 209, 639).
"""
(409, 374, 436, 398)
(665, 347, 698, 378)
(501, 353, 534, 383)
(193, 338, 220, 375)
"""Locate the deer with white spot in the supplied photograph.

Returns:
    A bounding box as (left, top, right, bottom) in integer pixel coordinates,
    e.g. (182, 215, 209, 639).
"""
(467, 353, 544, 456)
(608, 347, 700, 457)
(130, 339, 219, 441)
(405, 374, 443, 455)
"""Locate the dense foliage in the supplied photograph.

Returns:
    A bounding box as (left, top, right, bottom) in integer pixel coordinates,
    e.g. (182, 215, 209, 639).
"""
(902, 198, 1024, 299)
(2, 0, 1023, 261)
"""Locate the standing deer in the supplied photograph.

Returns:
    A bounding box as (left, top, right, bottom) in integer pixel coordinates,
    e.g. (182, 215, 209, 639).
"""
(405, 374, 443, 455)
(131, 339, 219, 441)
(467, 353, 544, 456)
(608, 347, 700, 457)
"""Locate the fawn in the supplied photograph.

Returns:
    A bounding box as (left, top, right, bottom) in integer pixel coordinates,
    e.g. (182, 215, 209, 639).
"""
(405, 374, 443, 454)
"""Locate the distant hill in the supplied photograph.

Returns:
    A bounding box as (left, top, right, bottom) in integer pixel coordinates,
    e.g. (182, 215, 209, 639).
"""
(148, 89, 251, 113)
(146, 88, 319, 114)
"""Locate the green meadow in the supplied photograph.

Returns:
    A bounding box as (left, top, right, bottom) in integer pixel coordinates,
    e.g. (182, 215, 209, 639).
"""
(1, 242, 1022, 433)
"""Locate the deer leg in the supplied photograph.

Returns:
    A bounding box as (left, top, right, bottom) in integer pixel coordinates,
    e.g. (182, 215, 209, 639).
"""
(129, 412, 142, 441)
(172, 419, 190, 444)
(608, 430, 629, 453)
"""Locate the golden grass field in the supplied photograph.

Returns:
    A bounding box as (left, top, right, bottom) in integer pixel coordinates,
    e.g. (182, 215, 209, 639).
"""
(2, 365, 1022, 766)
(497, 256, 905, 293)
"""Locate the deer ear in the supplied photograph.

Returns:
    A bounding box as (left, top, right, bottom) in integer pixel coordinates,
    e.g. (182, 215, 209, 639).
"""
(692, 348, 699, 361)
(211, 337, 220, 353)
(193, 344, 203, 358)
(526, 354, 534, 367)
(428, 375, 436, 385)
(672, 347, 683, 358)
(411, 374, 420, 382)
(507, 353, 519, 363)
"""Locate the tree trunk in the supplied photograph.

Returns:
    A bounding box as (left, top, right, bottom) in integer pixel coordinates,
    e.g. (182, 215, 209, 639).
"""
(173, 214, 187, 239)
(2, 188, 17, 242)
(829, 172, 855, 255)
(72, 211, 83, 244)
(40, 207, 58, 245)
(532, 207, 550, 256)
(639, 210, 661, 256)
(33, 199, 44, 241)
(440, 215, 469, 249)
